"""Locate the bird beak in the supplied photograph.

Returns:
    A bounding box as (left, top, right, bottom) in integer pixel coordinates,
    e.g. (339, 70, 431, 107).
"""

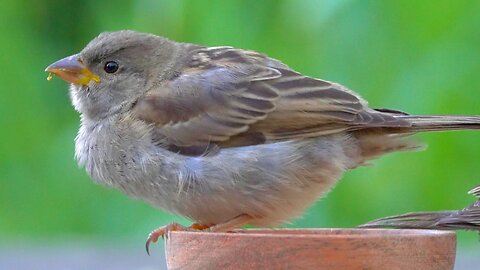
(45, 53, 100, 85)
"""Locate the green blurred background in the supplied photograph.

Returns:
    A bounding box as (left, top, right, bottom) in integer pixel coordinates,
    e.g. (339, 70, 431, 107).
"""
(1, 0, 479, 266)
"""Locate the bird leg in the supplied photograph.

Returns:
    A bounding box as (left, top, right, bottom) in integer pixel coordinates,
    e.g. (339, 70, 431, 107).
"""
(145, 214, 252, 254)
(145, 222, 206, 255)
(204, 214, 253, 232)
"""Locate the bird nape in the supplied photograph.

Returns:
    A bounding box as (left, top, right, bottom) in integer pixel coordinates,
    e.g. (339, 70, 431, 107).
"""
(45, 30, 480, 253)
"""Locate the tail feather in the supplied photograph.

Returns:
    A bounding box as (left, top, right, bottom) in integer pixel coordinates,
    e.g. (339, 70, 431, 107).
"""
(396, 115, 480, 132)
(359, 185, 480, 231)
(359, 211, 456, 230)
(359, 209, 480, 231)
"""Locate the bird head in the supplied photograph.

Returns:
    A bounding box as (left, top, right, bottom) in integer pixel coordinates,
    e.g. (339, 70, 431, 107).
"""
(46, 30, 176, 120)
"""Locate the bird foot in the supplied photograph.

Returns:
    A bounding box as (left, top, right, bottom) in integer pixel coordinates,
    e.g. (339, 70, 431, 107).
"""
(145, 222, 211, 255)
(145, 214, 253, 255)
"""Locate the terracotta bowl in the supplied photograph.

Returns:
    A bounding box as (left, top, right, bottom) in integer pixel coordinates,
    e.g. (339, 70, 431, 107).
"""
(165, 228, 456, 270)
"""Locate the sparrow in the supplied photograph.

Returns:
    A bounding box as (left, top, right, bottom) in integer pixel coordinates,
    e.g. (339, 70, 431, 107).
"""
(360, 185, 480, 231)
(46, 30, 480, 253)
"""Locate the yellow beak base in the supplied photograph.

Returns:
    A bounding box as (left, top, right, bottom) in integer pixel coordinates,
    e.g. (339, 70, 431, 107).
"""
(45, 54, 100, 85)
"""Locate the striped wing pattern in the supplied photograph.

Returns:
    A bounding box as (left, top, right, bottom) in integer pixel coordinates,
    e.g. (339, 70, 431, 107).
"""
(134, 46, 411, 152)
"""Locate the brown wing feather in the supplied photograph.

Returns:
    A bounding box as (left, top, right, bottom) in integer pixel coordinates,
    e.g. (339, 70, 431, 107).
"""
(134, 46, 411, 151)
(134, 46, 281, 148)
(223, 68, 411, 146)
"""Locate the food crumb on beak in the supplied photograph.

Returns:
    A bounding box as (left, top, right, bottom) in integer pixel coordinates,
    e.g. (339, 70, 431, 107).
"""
(47, 73, 53, 81)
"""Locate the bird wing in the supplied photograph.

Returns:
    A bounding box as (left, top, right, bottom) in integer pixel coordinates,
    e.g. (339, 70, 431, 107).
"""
(468, 185, 480, 197)
(133, 46, 411, 152)
(233, 68, 410, 146)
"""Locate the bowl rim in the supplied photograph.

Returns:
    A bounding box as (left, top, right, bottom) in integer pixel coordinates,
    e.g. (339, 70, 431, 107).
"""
(167, 228, 456, 239)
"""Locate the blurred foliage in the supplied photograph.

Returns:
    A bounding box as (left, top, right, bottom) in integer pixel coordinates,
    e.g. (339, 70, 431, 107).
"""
(1, 0, 479, 249)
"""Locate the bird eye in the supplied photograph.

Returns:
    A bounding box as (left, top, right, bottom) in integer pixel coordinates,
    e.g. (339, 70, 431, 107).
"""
(104, 61, 119, 73)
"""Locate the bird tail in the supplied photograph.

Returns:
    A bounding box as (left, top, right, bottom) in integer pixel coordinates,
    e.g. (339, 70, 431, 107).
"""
(358, 211, 471, 230)
(359, 186, 480, 231)
(396, 115, 480, 132)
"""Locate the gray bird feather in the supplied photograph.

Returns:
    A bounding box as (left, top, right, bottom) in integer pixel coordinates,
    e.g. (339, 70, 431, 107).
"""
(360, 185, 480, 231)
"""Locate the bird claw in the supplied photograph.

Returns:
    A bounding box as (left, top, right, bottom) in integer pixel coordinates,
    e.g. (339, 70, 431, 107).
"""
(144, 215, 251, 255)
(146, 223, 186, 255)
(145, 222, 212, 255)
